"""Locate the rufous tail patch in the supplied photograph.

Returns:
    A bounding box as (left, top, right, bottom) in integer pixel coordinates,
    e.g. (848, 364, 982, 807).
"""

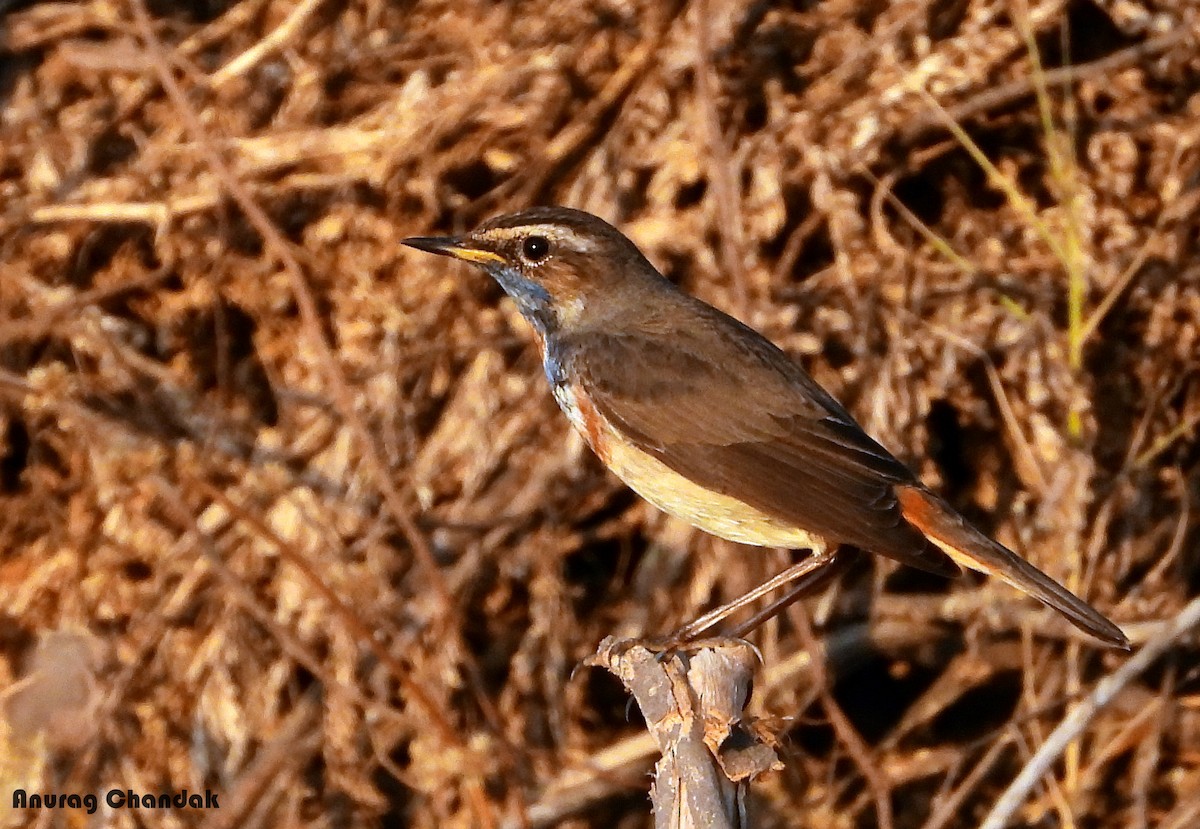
(896, 485, 999, 578)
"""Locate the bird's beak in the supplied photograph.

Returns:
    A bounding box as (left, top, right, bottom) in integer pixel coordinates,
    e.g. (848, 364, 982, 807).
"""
(402, 236, 505, 266)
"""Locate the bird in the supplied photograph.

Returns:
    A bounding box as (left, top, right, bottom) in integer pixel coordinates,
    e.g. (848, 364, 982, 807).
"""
(402, 206, 1129, 649)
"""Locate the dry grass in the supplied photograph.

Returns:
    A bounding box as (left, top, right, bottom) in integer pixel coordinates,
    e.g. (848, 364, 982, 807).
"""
(1, 0, 1198, 827)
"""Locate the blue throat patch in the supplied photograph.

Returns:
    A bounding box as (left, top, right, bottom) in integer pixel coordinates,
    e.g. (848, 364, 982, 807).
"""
(488, 264, 555, 333)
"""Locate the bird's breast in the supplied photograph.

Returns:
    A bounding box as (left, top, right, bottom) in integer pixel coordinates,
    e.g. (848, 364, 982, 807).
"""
(551, 380, 610, 463)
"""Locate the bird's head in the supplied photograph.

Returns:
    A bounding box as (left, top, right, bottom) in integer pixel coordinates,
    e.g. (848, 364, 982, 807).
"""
(403, 207, 664, 334)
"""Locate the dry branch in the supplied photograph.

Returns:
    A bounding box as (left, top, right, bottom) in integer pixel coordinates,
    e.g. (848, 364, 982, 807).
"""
(588, 637, 781, 829)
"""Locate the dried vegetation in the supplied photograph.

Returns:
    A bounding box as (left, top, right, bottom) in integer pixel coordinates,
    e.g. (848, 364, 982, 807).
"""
(1, 0, 1199, 827)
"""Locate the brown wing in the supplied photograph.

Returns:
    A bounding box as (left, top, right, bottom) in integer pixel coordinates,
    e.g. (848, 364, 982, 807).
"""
(564, 300, 960, 577)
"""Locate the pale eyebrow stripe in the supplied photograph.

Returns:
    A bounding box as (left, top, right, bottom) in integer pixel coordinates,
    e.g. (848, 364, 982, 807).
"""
(481, 225, 596, 252)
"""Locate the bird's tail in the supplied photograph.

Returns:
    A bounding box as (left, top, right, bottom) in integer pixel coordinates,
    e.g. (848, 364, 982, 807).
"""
(897, 486, 1130, 650)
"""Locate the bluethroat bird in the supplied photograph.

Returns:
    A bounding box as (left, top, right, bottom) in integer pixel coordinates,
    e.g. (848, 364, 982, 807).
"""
(403, 207, 1129, 649)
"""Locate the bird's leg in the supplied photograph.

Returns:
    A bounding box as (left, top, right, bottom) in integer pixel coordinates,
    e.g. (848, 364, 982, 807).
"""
(668, 547, 843, 644)
(727, 548, 849, 639)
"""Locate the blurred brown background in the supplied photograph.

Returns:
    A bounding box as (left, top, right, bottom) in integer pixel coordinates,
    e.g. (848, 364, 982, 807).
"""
(1, 0, 1198, 827)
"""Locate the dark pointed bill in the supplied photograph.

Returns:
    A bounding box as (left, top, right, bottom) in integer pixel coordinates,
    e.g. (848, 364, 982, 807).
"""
(402, 236, 459, 255)
(402, 236, 505, 266)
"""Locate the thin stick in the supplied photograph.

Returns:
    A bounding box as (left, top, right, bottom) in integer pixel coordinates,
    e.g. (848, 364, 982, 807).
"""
(128, 0, 454, 616)
(695, 0, 748, 312)
(899, 29, 1192, 143)
(920, 735, 1014, 829)
(795, 607, 895, 829)
(210, 0, 325, 87)
(979, 596, 1200, 829)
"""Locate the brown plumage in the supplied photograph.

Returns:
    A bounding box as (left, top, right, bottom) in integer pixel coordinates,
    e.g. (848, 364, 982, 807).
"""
(403, 206, 1129, 649)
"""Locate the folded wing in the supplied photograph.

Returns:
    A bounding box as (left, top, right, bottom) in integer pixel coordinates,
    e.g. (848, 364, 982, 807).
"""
(566, 302, 960, 577)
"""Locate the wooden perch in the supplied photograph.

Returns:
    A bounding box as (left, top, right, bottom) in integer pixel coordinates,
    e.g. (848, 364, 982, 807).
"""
(588, 636, 782, 829)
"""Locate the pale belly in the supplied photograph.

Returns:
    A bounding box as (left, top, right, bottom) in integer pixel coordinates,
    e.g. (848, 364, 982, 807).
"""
(552, 382, 827, 551)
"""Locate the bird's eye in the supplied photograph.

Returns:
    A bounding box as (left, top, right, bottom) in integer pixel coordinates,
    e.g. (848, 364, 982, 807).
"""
(522, 235, 550, 262)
